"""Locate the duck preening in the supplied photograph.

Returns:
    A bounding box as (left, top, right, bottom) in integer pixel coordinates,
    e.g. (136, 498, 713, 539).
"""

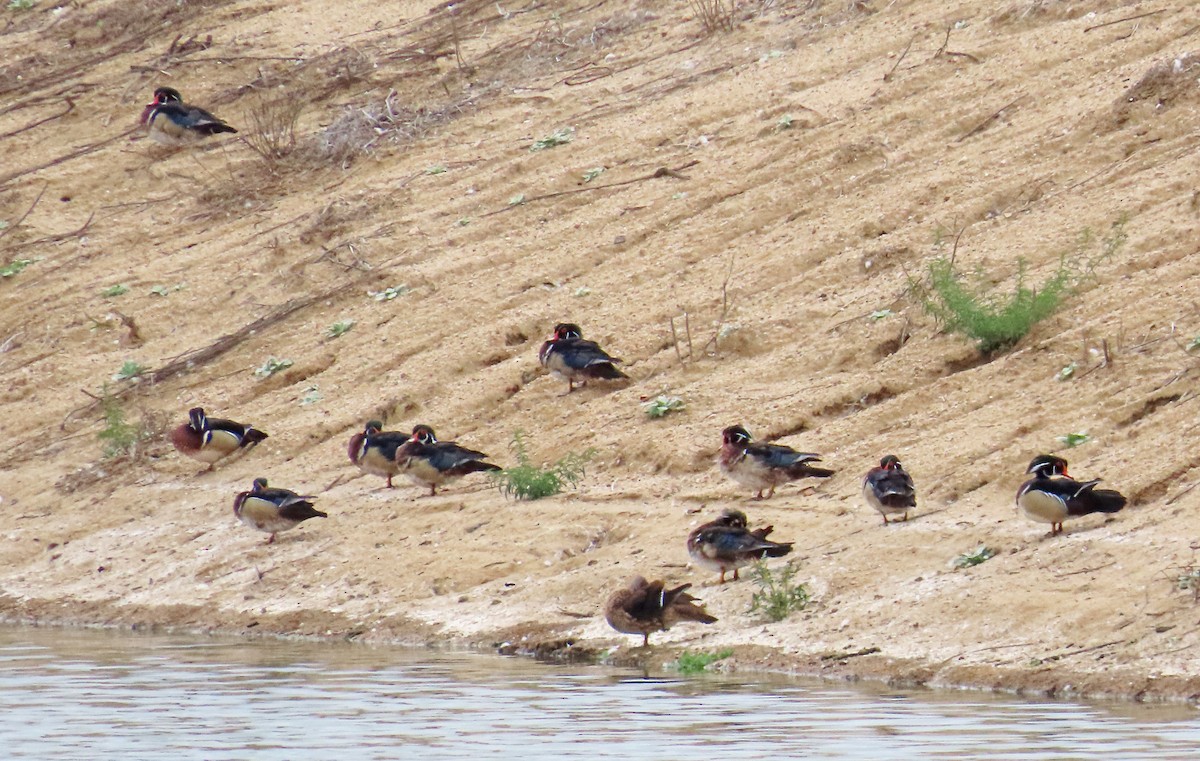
(1016, 454, 1127, 536)
(232, 477, 326, 544)
(863, 455, 917, 525)
(603, 575, 718, 647)
(170, 407, 267, 470)
(718, 425, 834, 500)
(687, 508, 793, 584)
(140, 86, 237, 146)
(394, 424, 501, 496)
(347, 420, 410, 488)
(538, 322, 628, 393)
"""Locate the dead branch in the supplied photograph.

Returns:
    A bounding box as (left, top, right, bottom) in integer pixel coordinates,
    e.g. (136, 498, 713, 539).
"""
(956, 98, 1021, 143)
(0, 99, 76, 141)
(883, 33, 916, 81)
(0, 183, 47, 242)
(479, 161, 699, 218)
(6, 211, 96, 253)
(1084, 8, 1166, 33)
(0, 128, 137, 188)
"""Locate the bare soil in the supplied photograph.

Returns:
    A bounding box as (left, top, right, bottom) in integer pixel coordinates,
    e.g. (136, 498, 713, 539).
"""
(3, 0, 1200, 702)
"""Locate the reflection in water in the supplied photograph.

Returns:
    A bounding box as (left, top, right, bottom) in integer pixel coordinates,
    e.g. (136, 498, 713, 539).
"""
(0, 627, 1196, 759)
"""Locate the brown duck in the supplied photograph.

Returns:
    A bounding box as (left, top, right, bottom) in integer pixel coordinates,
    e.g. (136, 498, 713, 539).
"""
(1016, 454, 1126, 536)
(170, 407, 267, 470)
(394, 424, 501, 496)
(140, 86, 237, 146)
(718, 425, 834, 499)
(538, 322, 628, 393)
(687, 508, 793, 584)
(603, 575, 717, 646)
(347, 420, 409, 488)
(862, 455, 917, 525)
(232, 477, 326, 544)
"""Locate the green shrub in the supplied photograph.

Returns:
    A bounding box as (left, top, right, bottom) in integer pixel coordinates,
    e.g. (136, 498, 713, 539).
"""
(674, 648, 734, 675)
(97, 389, 142, 458)
(748, 561, 810, 622)
(953, 545, 995, 569)
(492, 431, 593, 500)
(910, 221, 1125, 353)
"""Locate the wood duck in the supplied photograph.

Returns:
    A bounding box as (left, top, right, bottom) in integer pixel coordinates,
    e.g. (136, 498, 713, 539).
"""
(687, 508, 793, 584)
(1016, 454, 1127, 536)
(863, 455, 917, 525)
(718, 425, 834, 499)
(232, 477, 326, 544)
(170, 407, 267, 470)
(603, 575, 718, 647)
(394, 424, 501, 496)
(538, 322, 628, 393)
(140, 87, 237, 146)
(347, 420, 410, 488)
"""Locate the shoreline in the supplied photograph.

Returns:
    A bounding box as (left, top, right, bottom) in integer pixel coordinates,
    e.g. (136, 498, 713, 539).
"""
(3, 595, 1197, 705)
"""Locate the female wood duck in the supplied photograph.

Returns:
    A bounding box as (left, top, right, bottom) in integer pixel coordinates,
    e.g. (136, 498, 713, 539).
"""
(538, 322, 628, 393)
(347, 420, 410, 488)
(140, 87, 237, 146)
(718, 425, 834, 499)
(863, 455, 917, 525)
(1016, 454, 1127, 536)
(170, 407, 267, 470)
(394, 424, 501, 496)
(687, 508, 793, 584)
(232, 477, 326, 544)
(603, 575, 718, 647)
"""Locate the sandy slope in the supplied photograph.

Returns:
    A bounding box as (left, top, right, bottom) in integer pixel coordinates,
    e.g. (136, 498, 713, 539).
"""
(3, 0, 1200, 700)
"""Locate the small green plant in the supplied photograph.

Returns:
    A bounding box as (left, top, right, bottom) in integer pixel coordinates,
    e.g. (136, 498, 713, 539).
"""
(8, 0, 38, 10)
(869, 309, 893, 321)
(1187, 336, 1200, 353)
(909, 221, 1125, 354)
(776, 114, 794, 131)
(748, 560, 810, 622)
(254, 357, 294, 378)
(1177, 567, 1200, 601)
(953, 545, 995, 569)
(508, 193, 527, 206)
(530, 127, 574, 151)
(643, 395, 684, 419)
(369, 285, 410, 301)
(326, 319, 355, 338)
(1, 258, 33, 278)
(425, 165, 448, 175)
(101, 284, 129, 298)
(492, 430, 594, 500)
(149, 283, 186, 296)
(299, 385, 322, 405)
(97, 388, 141, 458)
(573, 286, 592, 297)
(456, 218, 471, 227)
(674, 648, 734, 675)
(582, 167, 605, 183)
(112, 360, 146, 381)
(1057, 361, 1078, 381)
(1057, 431, 1090, 448)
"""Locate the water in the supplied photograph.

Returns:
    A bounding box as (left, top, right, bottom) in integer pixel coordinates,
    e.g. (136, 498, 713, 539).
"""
(0, 627, 1196, 759)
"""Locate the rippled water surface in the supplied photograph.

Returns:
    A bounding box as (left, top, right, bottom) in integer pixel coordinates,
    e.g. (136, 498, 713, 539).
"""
(0, 627, 1197, 759)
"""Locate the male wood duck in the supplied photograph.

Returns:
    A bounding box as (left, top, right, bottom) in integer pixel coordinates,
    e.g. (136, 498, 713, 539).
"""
(687, 508, 793, 584)
(140, 86, 237, 146)
(603, 575, 718, 647)
(1016, 454, 1127, 536)
(347, 420, 410, 488)
(394, 424, 501, 496)
(718, 425, 834, 499)
(232, 477, 326, 544)
(863, 455, 917, 525)
(170, 407, 267, 470)
(538, 322, 628, 393)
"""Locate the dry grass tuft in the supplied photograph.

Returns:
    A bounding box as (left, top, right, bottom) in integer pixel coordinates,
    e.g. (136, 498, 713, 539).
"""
(241, 93, 304, 163)
(315, 90, 469, 167)
(689, 0, 737, 34)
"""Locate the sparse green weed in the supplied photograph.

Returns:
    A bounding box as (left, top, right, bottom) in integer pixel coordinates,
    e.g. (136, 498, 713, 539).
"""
(1057, 431, 1090, 448)
(530, 127, 574, 151)
(492, 430, 593, 500)
(97, 388, 143, 458)
(582, 167, 605, 183)
(254, 357, 294, 378)
(101, 284, 129, 298)
(508, 193, 527, 206)
(112, 360, 146, 382)
(1057, 362, 1078, 381)
(369, 285, 410, 301)
(643, 395, 684, 419)
(425, 165, 448, 175)
(1, 258, 33, 278)
(8, 0, 37, 10)
(674, 648, 734, 675)
(300, 385, 322, 405)
(326, 319, 355, 338)
(953, 545, 995, 569)
(748, 561, 810, 622)
(149, 283, 186, 296)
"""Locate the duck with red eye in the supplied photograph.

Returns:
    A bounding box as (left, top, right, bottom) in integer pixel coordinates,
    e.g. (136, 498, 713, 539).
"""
(140, 87, 237, 146)
(863, 455, 917, 525)
(718, 425, 834, 500)
(1016, 454, 1126, 536)
(232, 477, 326, 545)
(603, 575, 718, 647)
(687, 508, 793, 584)
(170, 407, 267, 471)
(537, 322, 628, 394)
(394, 424, 501, 497)
(347, 420, 410, 488)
